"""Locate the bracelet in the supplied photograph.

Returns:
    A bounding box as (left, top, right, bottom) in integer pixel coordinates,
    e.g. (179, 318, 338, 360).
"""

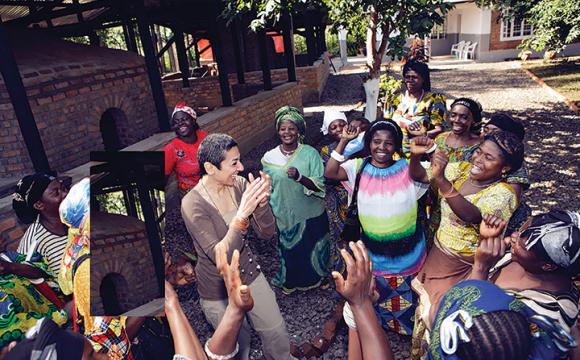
(295, 173, 303, 182)
(439, 184, 455, 198)
(230, 216, 249, 232)
(173, 355, 192, 360)
(443, 190, 461, 199)
(343, 302, 357, 329)
(330, 150, 346, 163)
(204, 338, 239, 360)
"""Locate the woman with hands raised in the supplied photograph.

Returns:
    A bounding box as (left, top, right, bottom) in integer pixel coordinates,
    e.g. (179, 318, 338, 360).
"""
(181, 133, 292, 360)
(408, 132, 524, 357)
(326, 120, 429, 336)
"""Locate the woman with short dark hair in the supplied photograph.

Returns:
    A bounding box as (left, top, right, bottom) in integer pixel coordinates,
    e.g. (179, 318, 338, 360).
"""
(181, 133, 292, 360)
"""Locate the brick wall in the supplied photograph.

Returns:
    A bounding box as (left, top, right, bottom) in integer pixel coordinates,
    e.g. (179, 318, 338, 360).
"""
(0, 30, 160, 179)
(0, 83, 302, 252)
(162, 52, 330, 111)
(90, 211, 160, 315)
(489, 11, 523, 51)
(163, 76, 224, 111)
(0, 206, 27, 251)
(197, 82, 302, 154)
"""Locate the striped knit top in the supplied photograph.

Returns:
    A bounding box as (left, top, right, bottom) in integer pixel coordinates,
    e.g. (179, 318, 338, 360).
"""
(341, 158, 429, 276)
(17, 216, 68, 277)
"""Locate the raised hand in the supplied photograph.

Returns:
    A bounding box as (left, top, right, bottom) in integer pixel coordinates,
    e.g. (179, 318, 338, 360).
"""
(287, 166, 300, 181)
(251, 171, 271, 207)
(474, 214, 507, 272)
(332, 241, 374, 307)
(215, 247, 254, 313)
(431, 150, 449, 180)
(407, 121, 427, 136)
(237, 176, 269, 219)
(340, 124, 361, 142)
(410, 136, 435, 156)
(165, 253, 196, 286)
(479, 213, 507, 239)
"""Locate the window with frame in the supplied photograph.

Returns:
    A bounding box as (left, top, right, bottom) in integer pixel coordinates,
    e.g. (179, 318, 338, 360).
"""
(500, 17, 533, 40)
(431, 17, 447, 40)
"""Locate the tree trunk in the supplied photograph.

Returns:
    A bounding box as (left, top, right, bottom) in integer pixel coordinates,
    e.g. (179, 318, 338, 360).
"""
(363, 7, 391, 121)
(363, 7, 382, 121)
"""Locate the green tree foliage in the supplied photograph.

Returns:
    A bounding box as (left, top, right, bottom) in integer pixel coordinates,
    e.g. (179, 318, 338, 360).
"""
(223, 0, 451, 74)
(476, 0, 580, 53)
(521, 0, 580, 53)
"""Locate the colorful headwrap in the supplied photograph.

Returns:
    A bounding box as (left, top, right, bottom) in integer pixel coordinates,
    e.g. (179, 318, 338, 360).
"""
(523, 210, 580, 275)
(172, 101, 197, 120)
(451, 98, 483, 133)
(482, 131, 524, 174)
(487, 113, 525, 141)
(428, 280, 576, 360)
(58, 178, 90, 296)
(12, 173, 56, 224)
(5, 318, 85, 360)
(321, 110, 347, 135)
(57, 178, 131, 358)
(274, 106, 306, 143)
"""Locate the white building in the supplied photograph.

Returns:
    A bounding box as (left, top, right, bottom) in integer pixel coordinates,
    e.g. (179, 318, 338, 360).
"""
(430, 0, 580, 61)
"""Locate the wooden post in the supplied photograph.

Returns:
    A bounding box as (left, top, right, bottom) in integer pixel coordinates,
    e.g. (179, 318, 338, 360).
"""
(0, 21, 51, 174)
(133, 163, 165, 299)
(231, 20, 245, 84)
(304, 12, 317, 65)
(136, 13, 170, 131)
(210, 24, 233, 106)
(88, 31, 100, 47)
(192, 35, 201, 68)
(281, 0, 296, 82)
(173, 28, 190, 88)
(258, 31, 272, 90)
(123, 21, 138, 53)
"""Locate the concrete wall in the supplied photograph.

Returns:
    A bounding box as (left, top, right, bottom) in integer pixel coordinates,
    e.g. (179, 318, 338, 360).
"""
(435, 3, 491, 58)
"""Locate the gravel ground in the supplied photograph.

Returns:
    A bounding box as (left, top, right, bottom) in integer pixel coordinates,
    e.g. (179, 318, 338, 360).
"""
(429, 60, 580, 213)
(164, 58, 579, 359)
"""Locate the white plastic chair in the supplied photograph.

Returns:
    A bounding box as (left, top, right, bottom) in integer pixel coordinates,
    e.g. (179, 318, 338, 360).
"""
(450, 40, 465, 58)
(463, 42, 478, 60)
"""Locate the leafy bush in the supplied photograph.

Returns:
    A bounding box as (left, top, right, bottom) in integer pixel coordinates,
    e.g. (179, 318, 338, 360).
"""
(294, 34, 307, 54)
(379, 73, 402, 107)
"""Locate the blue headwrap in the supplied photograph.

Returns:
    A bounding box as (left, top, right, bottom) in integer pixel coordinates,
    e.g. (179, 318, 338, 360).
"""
(428, 280, 576, 360)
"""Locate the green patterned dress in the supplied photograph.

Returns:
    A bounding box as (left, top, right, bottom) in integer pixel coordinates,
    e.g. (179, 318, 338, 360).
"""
(0, 251, 67, 349)
(262, 144, 331, 293)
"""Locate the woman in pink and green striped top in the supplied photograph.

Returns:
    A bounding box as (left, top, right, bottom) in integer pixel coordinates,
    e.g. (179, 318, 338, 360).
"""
(325, 119, 428, 338)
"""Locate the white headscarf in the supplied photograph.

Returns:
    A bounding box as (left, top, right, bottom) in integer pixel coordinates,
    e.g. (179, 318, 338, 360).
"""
(321, 110, 347, 135)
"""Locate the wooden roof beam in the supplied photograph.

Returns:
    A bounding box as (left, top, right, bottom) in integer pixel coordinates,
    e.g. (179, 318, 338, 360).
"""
(8, 0, 112, 26)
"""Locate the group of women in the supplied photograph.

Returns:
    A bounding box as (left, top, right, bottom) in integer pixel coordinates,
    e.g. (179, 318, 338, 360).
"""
(169, 57, 578, 360)
(0, 56, 577, 360)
